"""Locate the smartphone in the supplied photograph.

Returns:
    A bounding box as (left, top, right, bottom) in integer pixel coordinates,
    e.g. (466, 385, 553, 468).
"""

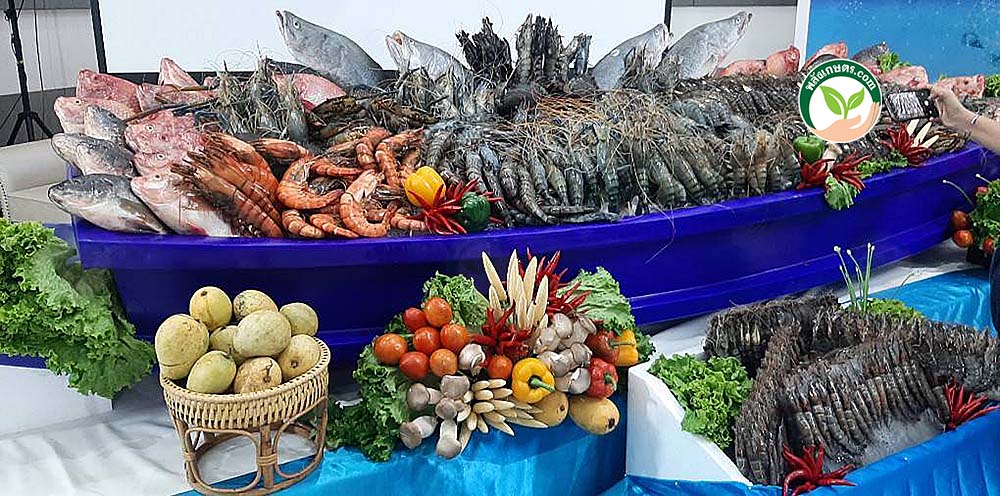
(884, 89, 939, 122)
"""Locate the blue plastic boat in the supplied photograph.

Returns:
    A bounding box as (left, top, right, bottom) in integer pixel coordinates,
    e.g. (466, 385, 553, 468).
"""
(71, 145, 1000, 366)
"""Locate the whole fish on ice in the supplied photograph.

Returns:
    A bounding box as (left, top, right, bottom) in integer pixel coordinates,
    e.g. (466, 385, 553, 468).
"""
(385, 30, 470, 81)
(131, 172, 235, 236)
(276, 10, 382, 88)
(54, 96, 134, 134)
(83, 106, 126, 147)
(592, 23, 671, 90)
(51, 133, 136, 177)
(76, 69, 141, 113)
(659, 11, 753, 80)
(48, 174, 168, 234)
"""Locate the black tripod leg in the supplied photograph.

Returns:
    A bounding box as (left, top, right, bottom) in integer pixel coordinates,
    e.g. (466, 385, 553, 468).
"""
(28, 112, 53, 138)
(6, 114, 25, 146)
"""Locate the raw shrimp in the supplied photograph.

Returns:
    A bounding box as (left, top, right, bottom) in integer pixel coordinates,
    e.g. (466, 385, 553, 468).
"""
(309, 213, 359, 238)
(340, 170, 397, 237)
(282, 209, 324, 238)
(173, 161, 283, 238)
(355, 127, 391, 169)
(278, 157, 345, 209)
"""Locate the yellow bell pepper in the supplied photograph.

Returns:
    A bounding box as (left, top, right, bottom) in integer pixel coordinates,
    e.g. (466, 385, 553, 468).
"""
(615, 330, 640, 367)
(404, 166, 445, 206)
(511, 358, 555, 403)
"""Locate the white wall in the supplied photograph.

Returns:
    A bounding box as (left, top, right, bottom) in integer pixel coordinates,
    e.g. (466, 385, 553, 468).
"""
(672, 6, 798, 64)
(0, 9, 97, 96)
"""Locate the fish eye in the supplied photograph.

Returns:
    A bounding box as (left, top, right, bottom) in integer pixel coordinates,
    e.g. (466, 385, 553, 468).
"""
(293, 21, 299, 29)
(146, 125, 154, 131)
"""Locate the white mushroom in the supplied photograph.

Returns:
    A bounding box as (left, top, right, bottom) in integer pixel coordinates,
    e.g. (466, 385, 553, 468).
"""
(533, 326, 560, 354)
(551, 313, 573, 339)
(440, 374, 471, 399)
(562, 342, 593, 367)
(436, 419, 463, 459)
(406, 383, 443, 411)
(458, 344, 486, 375)
(567, 321, 590, 345)
(399, 416, 438, 449)
(537, 350, 573, 377)
(435, 398, 461, 420)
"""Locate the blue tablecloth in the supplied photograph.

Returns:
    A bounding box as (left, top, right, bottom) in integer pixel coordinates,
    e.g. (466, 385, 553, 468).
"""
(872, 269, 993, 332)
(604, 409, 1000, 496)
(182, 399, 626, 496)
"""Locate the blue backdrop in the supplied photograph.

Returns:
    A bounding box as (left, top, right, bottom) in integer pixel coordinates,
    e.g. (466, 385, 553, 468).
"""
(806, 0, 1000, 78)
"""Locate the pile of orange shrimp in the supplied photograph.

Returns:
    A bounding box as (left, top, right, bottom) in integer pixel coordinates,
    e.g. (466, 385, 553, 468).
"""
(173, 127, 427, 239)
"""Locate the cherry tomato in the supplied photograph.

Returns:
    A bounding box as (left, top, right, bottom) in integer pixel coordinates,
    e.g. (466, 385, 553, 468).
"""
(412, 327, 441, 355)
(402, 307, 428, 332)
(985, 238, 996, 255)
(951, 210, 971, 231)
(486, 355, 513, 380)
(953, 230, 974, 248)
(423, 297, 453, 327)
(977, 186, 990, 197)
(430, 349, 458, 377)
(373, 333, 407, 365)
(398, 351, 429, 381)
(439, 323, 469, 353)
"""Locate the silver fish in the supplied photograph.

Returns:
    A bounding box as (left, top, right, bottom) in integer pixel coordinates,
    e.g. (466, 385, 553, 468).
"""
(276, 10, 382, 88)
(385, 31, 469, 81)
(48, 174, 168, 234)
(51, 133, 136, 177)
(660, 11, 753, 80)
(852, 42, 889, 67)
(83, 106, 126, 147)
(131, 172, 235, 237)
(592, 23, 671, 90)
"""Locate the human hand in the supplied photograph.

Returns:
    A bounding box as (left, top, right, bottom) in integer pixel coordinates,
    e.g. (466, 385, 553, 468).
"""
(809, 103, 881, 142)
(930, 84, 974, 131)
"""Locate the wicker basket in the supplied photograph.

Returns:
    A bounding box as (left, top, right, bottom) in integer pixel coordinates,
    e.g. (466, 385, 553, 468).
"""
(161, 338, 330, 495)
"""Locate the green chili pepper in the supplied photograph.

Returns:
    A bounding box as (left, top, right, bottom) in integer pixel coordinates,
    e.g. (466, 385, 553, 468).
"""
(455, 192, 490, 232)
(793, 135, 826, 163)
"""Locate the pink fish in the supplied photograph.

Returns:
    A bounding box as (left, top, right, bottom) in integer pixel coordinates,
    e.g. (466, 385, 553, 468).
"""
(880, 65, 929, 88)
(765, 46, 800, 76)
(803, 42, 848, 70)
(277, 73, 345, 109)
(125, 110, 202, 154)
(937, 75, 985, 98)
(717, 59, 766, 77)
(53, 96, 135, 134)
(133, 149, 189, 176)
(131, 172, 235, 237)
(158, 57, 199, 87)
(76, 69, 140, 113)
(136, 83, 211, 112)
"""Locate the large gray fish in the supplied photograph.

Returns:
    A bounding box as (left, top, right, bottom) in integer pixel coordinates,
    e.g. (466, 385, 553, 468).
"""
(385, 31, 470, 81)
(592, 23, 671, 90)
(48, 174, 168, 234)
(276, 10, 382, 88)
(659, 11, 753, 80)
(83, 106, 126, 147)
(51, 133, 136, 177)
(131, 172, 235, 237)
(852, 41, 889, 72)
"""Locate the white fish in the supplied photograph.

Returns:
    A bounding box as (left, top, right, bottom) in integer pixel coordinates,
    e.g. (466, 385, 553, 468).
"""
(660, 11, 753, 80)
(385, 31, 470, 81)
(592, 23, 672, 90)
(276, 10, 383, 88)
(131, 172, 236, 237)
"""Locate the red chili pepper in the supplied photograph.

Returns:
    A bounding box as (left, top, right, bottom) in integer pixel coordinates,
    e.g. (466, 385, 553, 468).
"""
(796, 152, 833, 190)
(586, 358, 618, 398)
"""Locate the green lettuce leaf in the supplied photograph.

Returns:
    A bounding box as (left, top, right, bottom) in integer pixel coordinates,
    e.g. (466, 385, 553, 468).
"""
(563, 267, 636, 332)
(422, 272, 488, 329)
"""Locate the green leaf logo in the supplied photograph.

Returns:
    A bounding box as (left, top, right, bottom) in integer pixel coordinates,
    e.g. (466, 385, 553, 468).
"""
(846, 89, 864, 111)
(820, 86, 848, 119)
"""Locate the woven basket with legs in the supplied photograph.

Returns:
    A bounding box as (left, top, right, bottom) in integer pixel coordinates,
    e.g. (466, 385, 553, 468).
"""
(161, 338, 330, 495)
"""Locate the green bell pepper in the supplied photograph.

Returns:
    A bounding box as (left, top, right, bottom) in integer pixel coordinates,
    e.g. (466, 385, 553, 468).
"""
(793, 135, 826, 163)
(455, 192, 490, 232)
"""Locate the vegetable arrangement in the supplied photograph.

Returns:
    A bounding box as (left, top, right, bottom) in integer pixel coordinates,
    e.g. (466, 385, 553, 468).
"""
(0, 220, 153, 398)
(322, 249, 649, 461)
(648, 354, 751, 449)
(153, 287, 321, 394)
(950, 179, 1000, 257)
(834, 243, 922, 321)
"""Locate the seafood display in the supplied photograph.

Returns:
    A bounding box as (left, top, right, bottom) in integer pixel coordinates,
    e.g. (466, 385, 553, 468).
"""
(48, 9, 989, 238)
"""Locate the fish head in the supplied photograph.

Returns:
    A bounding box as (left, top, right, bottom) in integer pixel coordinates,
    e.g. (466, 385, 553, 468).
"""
(50, 133, 89, 162)
(131, 172, 183, 204)
(385, 31, 423, 72)
(731, 11, 753, 37)
(53, 96, 88, 128)
(277, 10, 321, 52)
(48, 175, 116, 212)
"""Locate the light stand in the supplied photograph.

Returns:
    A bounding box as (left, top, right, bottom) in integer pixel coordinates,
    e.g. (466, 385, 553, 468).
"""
(5, 0, 52, 145)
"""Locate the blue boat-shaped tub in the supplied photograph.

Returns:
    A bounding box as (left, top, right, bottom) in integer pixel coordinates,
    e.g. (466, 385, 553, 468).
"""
(73, 145, 1000, 366)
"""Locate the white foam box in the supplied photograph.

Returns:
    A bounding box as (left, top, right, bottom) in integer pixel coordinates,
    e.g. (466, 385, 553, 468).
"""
(0, 365, 112, 436)
(626, 358, 749, 484)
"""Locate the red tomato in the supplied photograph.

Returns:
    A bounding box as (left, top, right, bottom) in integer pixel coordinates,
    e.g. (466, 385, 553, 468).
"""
(985, 238, 996, 255)
(430, 349, 458, 377)
(951, 210, 971, 231)
(373, 334, 407, 365)
(977, 186, 990, 197)
(953, 230, 974, 248)
(423, 297, 453, 327)
(402, 307, 428, 332)
(398, 352, 429, 381)
(412, 327, 441, 355)
(439, 324, 469, 353)
(486, 355, 513, 380)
